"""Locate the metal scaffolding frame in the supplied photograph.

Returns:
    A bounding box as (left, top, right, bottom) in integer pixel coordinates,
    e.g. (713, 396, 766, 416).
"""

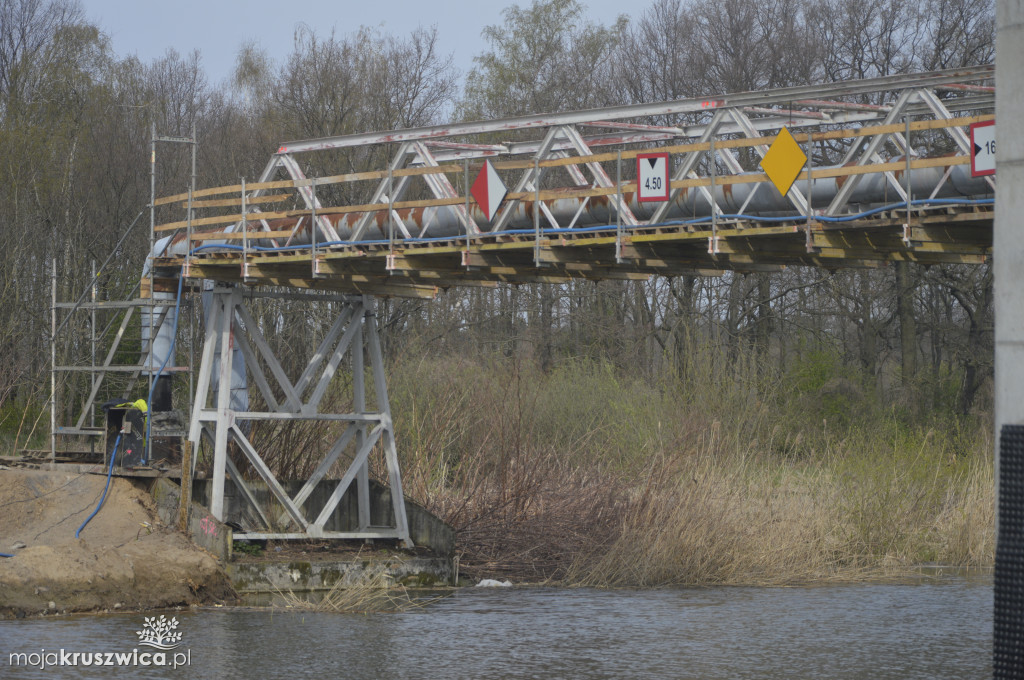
(47, 209, 183, 462)
(47, 124, 197, 463)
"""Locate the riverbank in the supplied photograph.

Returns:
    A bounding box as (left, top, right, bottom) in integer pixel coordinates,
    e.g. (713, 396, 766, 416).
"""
(567, 436, 993, 586)
(0, 469, 235, 619)
(386, 353, 995, 585)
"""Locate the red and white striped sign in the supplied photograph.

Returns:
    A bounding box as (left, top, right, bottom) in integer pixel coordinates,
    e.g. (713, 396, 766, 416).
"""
(470, 160, 508, 222)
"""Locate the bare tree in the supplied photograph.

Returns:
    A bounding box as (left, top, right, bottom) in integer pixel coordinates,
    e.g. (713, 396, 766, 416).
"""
(920, 0, 995, 69)
(615, 0, 700, 104)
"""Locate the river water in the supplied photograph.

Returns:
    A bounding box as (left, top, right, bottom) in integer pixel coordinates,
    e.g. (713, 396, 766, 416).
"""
(0, 576, 992, 679)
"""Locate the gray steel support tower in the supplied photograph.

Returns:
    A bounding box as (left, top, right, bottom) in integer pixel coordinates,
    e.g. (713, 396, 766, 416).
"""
(189, 287, 411, 546)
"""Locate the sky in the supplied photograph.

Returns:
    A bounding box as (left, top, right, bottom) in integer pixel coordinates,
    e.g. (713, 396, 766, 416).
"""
(80, 0, 632, 87)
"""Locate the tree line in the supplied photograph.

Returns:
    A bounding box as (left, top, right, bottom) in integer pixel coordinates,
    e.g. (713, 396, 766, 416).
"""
(0, 0, 996, 445)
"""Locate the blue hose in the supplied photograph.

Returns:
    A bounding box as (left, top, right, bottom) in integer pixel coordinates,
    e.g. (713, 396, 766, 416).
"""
(143, 271, 184, 464)
(0, 553, 13, 558)
(186, 197, 995, 256)
(75, 435, 121, 539)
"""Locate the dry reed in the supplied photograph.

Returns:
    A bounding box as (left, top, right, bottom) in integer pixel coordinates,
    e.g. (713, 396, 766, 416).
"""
(566, 427, 994, 586)
(386, 353, 995, 586)
(272, 570, 445, 613)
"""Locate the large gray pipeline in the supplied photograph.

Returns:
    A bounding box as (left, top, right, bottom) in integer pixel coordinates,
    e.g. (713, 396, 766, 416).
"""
(140, 248, 177, 411)
(142, 237, 248, 414)
(315, 158, 991, 239)
(160, 157, 990, 248)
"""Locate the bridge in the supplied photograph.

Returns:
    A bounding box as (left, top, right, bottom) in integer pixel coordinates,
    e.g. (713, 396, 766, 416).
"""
(149, 65, 993, 298)
(51, 65, 995, 549)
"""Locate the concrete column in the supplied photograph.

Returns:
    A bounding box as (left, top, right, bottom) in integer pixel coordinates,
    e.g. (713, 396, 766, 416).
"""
(997, 1, 1024, 478)
(995, 2, 1024, 676)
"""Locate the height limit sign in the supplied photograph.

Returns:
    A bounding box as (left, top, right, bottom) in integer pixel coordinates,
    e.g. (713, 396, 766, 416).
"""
(637, 152, 670, 202)
(970, 120, 995, 177)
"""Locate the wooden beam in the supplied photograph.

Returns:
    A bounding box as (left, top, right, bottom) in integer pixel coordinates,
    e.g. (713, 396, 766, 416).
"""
(189, 230, 296, 241)
(184, 194, 292, 208)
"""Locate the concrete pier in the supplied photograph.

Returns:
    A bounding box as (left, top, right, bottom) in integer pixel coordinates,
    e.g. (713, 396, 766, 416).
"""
(150, 476, 456, 602)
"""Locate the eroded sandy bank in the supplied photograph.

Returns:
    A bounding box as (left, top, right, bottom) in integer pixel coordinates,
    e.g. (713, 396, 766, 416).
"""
(0, 468, 235, 618)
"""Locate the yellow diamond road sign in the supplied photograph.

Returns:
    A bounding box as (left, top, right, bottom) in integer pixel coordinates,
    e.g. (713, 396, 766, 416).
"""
(760, 127, 807, 197)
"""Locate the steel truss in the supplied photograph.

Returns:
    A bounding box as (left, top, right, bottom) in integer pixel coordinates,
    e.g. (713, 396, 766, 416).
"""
(155, 65, 994, 289)
(190, 286, 411, 545)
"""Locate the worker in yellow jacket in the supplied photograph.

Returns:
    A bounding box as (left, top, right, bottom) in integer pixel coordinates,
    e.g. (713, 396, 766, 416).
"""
(102, 398, 148, 466)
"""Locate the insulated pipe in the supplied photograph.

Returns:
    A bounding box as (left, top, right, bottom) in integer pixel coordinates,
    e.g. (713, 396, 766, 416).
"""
(141, 294, 175, 411)
(141, 236, 177, 411)
(141, 236, 248, 415)
(218, 159, 992, 244)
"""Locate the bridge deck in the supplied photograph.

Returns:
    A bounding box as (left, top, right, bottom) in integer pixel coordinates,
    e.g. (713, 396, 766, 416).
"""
(159, 204, 992, 298)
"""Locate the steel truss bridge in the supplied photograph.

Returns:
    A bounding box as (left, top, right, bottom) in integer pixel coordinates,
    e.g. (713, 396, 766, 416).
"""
(54, 66, 996, 548)
(153, 65, 993, 297)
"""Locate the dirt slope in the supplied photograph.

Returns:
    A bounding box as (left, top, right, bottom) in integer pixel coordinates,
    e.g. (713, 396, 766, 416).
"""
(0, 468, 234, 618)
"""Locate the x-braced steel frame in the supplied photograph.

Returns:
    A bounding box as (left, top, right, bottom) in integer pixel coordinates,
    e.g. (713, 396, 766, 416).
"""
(189, 286, 411, 546)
